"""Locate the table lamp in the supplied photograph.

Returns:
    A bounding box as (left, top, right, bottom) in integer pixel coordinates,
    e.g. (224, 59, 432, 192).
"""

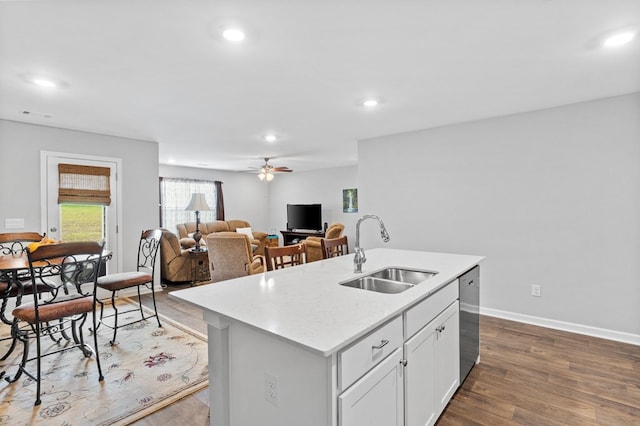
(185, 193, 211, 251)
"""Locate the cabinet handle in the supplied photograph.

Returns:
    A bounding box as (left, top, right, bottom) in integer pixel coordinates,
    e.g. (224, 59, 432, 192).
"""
(436, 325, 446, 333)
(372, 339, 389, 350)
(400, 359, 408, 366)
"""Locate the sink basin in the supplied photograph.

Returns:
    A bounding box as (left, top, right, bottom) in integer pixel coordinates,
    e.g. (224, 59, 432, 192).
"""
(340, 276, 414, 294)
(340, 267, 438, 294)
(368, 267, 437, 284)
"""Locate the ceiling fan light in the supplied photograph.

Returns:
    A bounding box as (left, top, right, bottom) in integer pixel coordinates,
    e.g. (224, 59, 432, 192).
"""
(266, 172, 274, 181)
(258, 172, 265, 181)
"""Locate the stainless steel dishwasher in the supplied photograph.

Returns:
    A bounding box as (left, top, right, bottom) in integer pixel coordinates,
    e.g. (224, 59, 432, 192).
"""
(459, 265, 480, 382)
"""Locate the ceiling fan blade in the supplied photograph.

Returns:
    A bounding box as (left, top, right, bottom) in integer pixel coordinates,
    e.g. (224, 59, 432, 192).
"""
(272, 167, 293, 172)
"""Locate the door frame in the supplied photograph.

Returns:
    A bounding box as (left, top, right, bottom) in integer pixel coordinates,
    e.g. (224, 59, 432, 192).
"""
(40, 150, 123, 274)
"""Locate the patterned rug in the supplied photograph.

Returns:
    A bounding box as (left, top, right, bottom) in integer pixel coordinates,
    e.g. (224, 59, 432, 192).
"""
(0, 300, 208, 425)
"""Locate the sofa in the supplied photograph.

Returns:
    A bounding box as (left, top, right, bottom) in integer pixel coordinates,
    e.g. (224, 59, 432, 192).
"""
(176, 220, 268, 255)
(306, 223, 345, 262)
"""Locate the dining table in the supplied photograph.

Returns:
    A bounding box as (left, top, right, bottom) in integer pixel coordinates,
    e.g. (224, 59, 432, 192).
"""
(0, 248, 112, 378)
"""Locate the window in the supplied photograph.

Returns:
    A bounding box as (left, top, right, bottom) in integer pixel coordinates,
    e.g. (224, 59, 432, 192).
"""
(60, 204, 105, 242)
(159, 178, 219, 234)
(57, 163, 111, 242)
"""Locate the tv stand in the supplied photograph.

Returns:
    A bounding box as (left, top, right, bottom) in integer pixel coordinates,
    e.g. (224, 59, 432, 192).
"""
(281, 230, 325, 246)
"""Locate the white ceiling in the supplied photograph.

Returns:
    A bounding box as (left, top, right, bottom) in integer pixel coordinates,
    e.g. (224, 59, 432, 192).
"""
(1, 1, 639, 173)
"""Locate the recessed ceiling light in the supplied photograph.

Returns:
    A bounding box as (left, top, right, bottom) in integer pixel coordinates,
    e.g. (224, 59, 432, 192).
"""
(32, 78, 57, 88)
(362, 99, 379, 108)
(264, 134, 278, 143)
(222, 28, 246, 42)
(603, 31, 635, 47)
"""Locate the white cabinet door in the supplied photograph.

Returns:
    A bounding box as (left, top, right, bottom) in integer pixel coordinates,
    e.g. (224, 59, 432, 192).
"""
(405, 315, 437, 426)
(434, 302, 460, 411)
(405, 301, 459, 426)
(339, 348, 404, 426)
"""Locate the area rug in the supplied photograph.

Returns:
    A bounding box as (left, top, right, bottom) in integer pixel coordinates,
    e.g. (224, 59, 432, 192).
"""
(0, 300, 209, 425)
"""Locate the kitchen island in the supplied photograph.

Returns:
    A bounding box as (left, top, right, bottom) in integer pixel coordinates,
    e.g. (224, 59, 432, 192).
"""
(171, 248, 484, 426)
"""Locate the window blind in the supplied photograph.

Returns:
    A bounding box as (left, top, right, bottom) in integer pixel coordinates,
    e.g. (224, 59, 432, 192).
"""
(58, 163, 111, 205)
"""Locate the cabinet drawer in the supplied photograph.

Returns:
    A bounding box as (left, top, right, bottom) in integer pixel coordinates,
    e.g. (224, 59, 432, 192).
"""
(405, 280, 459, 339)
(339, 315, 403, 390)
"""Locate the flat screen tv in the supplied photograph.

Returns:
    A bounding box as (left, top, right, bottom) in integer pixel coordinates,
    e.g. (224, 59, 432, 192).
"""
(287, 204, 322, 231)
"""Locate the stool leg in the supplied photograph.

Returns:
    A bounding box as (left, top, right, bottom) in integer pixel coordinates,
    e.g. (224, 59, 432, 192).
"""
(110, 291, 118, 345)
(92, 307, 104, 381)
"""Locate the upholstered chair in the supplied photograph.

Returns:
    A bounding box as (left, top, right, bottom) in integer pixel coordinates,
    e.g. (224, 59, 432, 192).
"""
(306, 223, 345, 262)
(206, 232, 265, 283)
(159, 230, 194, 283)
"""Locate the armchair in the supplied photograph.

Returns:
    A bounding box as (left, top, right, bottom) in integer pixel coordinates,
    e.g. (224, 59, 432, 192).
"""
(306, 223, 345, 262)
(206, 232, 265, 282)
(159, 230, 195, 283)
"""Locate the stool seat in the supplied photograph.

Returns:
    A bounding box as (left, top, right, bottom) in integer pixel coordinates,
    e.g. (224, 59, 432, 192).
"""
(13, 296, 93, 324)
(97, 271, 152, 291)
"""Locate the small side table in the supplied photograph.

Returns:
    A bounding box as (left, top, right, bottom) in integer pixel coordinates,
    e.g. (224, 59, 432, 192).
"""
(266, 235, 279, 248)
(188, 248, 210, 285)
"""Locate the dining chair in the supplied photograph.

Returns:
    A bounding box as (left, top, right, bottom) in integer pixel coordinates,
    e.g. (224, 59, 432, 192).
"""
(9, 241, 105, 406)
(306, 223, 345, 262)
(264, 242, 307, 271)
(321, 235, 349, 259)
(0, 232, 47, 320)
(0, 232, 52, 360)
(96, 229, 162, 345)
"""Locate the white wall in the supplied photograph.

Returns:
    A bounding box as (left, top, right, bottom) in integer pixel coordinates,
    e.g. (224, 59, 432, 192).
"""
(268, 166, 359, 246)
(159, 165, 270, 233)
(359, 93, 640, 338)
(0, 119, 158, 272)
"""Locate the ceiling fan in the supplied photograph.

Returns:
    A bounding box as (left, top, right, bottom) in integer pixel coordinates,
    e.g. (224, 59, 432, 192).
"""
(253, 157, 293, 181)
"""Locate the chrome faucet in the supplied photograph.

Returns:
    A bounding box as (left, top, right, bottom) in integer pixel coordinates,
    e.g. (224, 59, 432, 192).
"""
(354, 215, 390, 273)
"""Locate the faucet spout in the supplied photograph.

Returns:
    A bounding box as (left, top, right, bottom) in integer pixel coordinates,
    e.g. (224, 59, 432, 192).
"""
(354, 215, 390, 273)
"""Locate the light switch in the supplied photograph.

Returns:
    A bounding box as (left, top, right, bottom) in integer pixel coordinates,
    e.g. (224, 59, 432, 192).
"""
(5, 218, 25, 229)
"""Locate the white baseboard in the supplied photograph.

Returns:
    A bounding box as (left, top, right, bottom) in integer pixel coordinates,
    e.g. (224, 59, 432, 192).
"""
(480, 307, 640, 347)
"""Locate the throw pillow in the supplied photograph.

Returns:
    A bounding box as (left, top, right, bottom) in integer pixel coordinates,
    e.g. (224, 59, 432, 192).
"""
(236, 227, 253, 240)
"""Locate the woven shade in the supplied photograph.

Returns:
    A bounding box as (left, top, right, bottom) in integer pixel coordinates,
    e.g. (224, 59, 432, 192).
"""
(58, 163, 111, 205)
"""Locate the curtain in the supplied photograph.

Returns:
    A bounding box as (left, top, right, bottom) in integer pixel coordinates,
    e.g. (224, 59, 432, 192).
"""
(159, 178, 218, 234)
(58, 163, 111, 205)
(215, 181, 225, 220)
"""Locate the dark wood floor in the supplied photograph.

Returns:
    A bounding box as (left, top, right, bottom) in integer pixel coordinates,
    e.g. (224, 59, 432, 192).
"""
(138, 285, 640, 425)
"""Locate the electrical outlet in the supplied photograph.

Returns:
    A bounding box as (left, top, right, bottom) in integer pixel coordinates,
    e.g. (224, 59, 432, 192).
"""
(531, 284, 541, 297)
(264, 372, 278, 406)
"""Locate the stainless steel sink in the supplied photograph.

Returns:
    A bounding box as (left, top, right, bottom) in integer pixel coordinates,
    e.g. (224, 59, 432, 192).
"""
(368, 268, 437, 285)
(340, 267, 438, 294)
(340, 276, 414, 294)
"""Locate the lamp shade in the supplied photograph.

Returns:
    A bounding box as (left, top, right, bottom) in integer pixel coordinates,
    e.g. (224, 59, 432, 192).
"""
(185, 193, 211, 211)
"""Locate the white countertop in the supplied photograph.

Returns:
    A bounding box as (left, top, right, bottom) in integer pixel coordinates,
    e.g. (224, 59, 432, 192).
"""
(170, 248, 484, 357)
